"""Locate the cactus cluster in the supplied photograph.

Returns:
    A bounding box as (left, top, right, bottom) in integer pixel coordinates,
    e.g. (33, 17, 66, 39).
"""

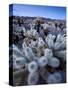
(9, 16, 66, 86)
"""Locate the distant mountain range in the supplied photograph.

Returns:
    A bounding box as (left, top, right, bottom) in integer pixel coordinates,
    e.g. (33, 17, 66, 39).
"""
(9, 16, 66, 22)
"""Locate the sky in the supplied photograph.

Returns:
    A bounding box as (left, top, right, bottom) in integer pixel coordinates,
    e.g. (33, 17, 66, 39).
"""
(9, 4, 66, 20)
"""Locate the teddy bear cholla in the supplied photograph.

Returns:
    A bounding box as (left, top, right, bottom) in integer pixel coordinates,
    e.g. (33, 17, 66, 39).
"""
(10, 28, 66, 85)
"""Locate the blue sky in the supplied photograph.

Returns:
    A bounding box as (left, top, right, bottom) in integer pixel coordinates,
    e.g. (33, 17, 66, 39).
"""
(9, 4, 66, 20)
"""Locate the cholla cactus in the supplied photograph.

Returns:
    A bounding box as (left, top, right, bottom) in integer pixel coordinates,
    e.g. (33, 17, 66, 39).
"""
(45, 34, 56, 49)
(37, 56, 48, 67)
(37, 37, 45, 47)
(54, 50, 66, 61)
(10, 32, 66, 85)
(44, 48, 53, 59)
(48, 57, 60, 68)
(23, 45, 35, 61)
(27, 72, 39, 85)
(24, 29, 39, 39)
(10, 17, 66, 85)
(29, 39, 37, 48)
(41, 23, 51, 30)
(54, 34, 66, 50)
(28, 61, 38, 73)
(46, 72, 62, 84)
